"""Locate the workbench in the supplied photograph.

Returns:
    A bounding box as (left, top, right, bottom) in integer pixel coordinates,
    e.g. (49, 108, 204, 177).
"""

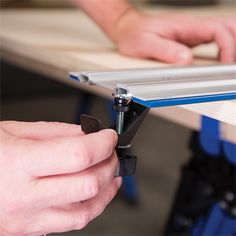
(0, 6, 235, 143)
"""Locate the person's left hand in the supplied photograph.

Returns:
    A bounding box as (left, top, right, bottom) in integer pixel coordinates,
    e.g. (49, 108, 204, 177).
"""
(112, 10, 236, 64)
(0, 121, 121, 236)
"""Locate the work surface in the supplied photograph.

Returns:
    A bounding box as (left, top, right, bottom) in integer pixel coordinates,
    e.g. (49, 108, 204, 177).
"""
(0, 6, 236, 143)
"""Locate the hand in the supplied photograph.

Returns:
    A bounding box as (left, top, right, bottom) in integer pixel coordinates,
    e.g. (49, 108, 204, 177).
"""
(0, 121, 121, 236)
(112, 10, 236, 64)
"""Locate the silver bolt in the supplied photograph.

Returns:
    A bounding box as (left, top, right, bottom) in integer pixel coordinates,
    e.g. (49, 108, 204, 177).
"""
(116, 111, 125, 134)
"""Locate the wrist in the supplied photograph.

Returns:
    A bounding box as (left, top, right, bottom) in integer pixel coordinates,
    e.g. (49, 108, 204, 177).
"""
(75, 0, 139, 44)
(110, 8, 144, 44)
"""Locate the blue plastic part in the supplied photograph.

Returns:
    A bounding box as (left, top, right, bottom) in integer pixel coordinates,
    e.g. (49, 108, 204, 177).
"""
(192, 205, 236, 236)
(191, 217, 206, 236)
(132, 92, 236, 108)
(217, 213, 236, 236)
(69, 74, 80, 81)
(197, 116, 236, 236)
(121, 175, 139, 201)
(200, 116, 221, 156)
(199, 116, 236, 163)
(202, 204, 224, 235)
(201, 204, 236, 236)
(223, 141, 236, 165)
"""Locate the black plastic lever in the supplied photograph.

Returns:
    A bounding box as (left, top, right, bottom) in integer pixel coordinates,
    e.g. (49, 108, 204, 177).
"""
(81, 114, 102, 133)
(80, 114, 137, 176)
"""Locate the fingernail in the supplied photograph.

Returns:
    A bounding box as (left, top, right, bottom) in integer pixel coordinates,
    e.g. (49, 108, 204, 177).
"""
(100, 129, 117, 137)
(101, 129, 118, 145)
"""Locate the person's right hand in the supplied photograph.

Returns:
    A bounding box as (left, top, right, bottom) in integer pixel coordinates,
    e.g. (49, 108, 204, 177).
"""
(112, 11, 236, 64)
(0, 121, 121, 236)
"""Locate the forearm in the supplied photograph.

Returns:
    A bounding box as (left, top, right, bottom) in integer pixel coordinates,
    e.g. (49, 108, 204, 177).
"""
(74, 0, 136, 42)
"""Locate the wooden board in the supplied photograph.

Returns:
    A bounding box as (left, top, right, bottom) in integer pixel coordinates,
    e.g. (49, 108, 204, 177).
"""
(0, 6, 236, 143)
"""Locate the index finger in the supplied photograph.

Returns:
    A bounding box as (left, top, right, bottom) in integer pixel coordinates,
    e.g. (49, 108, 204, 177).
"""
(18, 129, 118, 177)
(1, 121, 84, 140)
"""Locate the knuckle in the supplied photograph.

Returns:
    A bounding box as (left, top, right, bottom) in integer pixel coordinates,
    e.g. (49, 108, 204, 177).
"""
(75, 141, 91, 168)
(75, 212, 90, 230)
(132, 37, 149, 55)
(105, 188, 116, 205)
(118, 34, 149, 57)
(83, 174, 100, 198)
(107, 182, 118, 202)
(93, 187, 116, 219)
(213, 23, 225, 33)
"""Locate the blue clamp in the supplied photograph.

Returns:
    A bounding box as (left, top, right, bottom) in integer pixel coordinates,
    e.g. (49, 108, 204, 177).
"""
(200, 116, 236, 165)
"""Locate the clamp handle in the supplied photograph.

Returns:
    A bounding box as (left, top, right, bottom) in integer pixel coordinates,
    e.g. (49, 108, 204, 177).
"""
(80, 114, 137, 177)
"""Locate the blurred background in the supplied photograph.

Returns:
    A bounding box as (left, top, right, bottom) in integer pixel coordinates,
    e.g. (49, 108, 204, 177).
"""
(1, 0, 235, 236)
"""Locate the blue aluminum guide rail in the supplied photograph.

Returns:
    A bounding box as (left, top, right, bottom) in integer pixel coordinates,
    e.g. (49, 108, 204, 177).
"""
(131, 93, 236, 108)
(69, 65, 236, 108)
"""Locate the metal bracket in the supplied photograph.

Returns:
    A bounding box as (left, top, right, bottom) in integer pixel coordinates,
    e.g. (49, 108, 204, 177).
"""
(80, 99, 149, 177)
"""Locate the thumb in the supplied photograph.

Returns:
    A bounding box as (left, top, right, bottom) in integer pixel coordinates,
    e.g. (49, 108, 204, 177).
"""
(145, 35, 193, 64)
